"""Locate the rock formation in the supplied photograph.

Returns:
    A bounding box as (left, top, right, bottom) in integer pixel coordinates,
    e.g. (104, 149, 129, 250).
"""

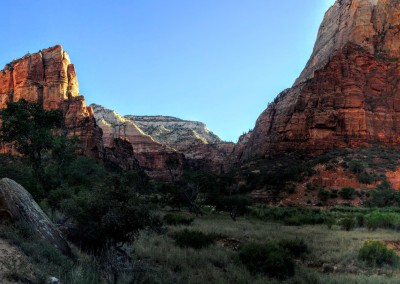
(125, 115, 235, 173)
(91, 104, 183, 181)
(92, 104, 234, 174)
(0, 45, 103, 159)
(240, 0, 400, 160)
(0, 178, 71, 256)
(296, 0, 400, 85)
(126, 115, 222, 146)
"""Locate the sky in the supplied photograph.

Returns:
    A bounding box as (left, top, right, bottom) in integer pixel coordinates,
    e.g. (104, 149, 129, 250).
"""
(0, 0, 335, 142)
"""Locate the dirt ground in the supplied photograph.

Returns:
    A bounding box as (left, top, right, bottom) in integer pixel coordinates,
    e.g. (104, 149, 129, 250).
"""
(0, 238, 33, 284)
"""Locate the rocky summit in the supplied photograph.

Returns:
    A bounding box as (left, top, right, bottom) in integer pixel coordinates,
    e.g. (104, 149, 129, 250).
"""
(238, 0, 400, 161)
(0, 45, 103, 159)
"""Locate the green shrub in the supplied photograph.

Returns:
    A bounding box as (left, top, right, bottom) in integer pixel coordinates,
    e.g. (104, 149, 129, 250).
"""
(349, 160, 367, 174)
(339, 187, 355, 200)
(171, 229, 219, 249)
(305, 182, 319, 191)
(365, 189, 399, 207)
(284, 183, 296, 194)
(216, 195, 252, 213)
(340, 217, 356, 231)
(239, 242, 295, 279)
(163, 213, 194, 226)
(359, 240, 398, 267)
(365, 211, 400, 230)
(356, 214, 365, 227)
(250, 207, 325, 226)
(324, 217, 336, 229)
(348, 160, 374, 184)
(278, 238, 309, 258)
(318, 188, 330, 201)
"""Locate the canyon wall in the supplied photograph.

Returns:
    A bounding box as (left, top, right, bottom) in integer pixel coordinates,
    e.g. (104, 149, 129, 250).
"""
(240, 0, 400, 161)
(0, 45, 102, 158)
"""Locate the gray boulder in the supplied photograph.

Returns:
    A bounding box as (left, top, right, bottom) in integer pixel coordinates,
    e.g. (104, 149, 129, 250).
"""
(0, 178, 71, 256)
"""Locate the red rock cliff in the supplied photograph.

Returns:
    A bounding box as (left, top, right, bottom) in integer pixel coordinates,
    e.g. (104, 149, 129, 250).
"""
(0, 45, 102, 158)
(239, 0, 400, 160)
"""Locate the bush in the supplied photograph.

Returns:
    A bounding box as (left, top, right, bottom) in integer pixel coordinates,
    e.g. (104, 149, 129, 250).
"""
(318, 188, 330, 201)
(359, 240, 398, 267)
(324, 217, 336, 229)
(239, 242, 295, 279)
(278, 239, 309, 258)
(365, 211, 400, 230)
(216, 195, 252, 220)
(250, 207, 325, 226)
(339, 187, 355, 200)
(171, 229, 219, 249)
(365, 189, 399, 207)
(163, 213, 194, 226)
(356, 214, 365, 227)
(305, 182, 319, 191)
(340, 217, 356, 231)
(284, 183, 296, 194)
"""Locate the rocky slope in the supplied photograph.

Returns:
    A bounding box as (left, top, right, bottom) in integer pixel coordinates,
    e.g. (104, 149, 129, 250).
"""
(0, 45, 102, 158)
(125, 115, 235, 173)
(295, 0, 400, 85)
(239, 0, 400, 161)
(92, 104, 234, 173)
(91, 104, 183, 180)
(125, 115, 222, 145)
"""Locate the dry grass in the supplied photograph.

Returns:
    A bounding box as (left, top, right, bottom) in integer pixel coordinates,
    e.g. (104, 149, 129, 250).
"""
(131, 212, 400, 283)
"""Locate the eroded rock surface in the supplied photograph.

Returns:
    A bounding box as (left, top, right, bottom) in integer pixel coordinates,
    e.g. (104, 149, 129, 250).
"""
(91, 104, 183, 181)
(240, 0, 400, 161)
(296, 0, 400, 85)
(0, 45, 103, 159)
(92, 104, 234, 174)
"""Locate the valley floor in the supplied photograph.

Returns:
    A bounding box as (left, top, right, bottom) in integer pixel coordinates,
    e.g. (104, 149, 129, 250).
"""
(131, 212, 400, 283)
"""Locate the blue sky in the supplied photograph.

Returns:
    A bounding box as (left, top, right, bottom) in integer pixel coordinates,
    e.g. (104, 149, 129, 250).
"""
(0, 0, 335, 142)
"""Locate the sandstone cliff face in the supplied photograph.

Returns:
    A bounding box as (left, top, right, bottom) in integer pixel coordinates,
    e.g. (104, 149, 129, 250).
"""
(91, 104, 183, 181)
(126, 115, 222, 145)
(240, 0, 400, 160)
(125, 115, 235, 173)
(0, 45, 102, 158)
(92, 104, 234, 174)
(296, 0, 400, 85)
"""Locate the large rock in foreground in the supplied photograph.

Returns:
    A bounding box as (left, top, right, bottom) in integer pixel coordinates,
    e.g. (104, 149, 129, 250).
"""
(0, 178, 71, 256)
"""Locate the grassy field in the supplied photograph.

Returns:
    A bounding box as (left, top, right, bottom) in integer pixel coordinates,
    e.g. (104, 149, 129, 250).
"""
(130, 211, 400, 284)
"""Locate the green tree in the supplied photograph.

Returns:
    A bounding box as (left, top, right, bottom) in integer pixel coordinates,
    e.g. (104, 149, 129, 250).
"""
(0, 99, 63, 190)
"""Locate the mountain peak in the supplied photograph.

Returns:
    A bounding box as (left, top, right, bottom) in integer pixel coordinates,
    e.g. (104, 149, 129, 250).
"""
(295, 0, 400, 85)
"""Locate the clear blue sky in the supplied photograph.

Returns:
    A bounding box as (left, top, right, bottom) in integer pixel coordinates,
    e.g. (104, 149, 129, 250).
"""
(0, 0, 335, 142)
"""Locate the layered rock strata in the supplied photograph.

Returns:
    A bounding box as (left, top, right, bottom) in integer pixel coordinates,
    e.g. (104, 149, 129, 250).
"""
(91, 104, 183, 181)
(296, 0, 400, 85)
(125, 115, 235, 173)
(0, 45, 102, 158)
(240, 0, 400, 160)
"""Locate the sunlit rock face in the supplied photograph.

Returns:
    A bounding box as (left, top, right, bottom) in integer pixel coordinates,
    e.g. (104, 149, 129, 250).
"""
(92, 104, 235, 174)
(239, 0, 400, 160)
(296, 0, 400, 85)
(125, 115, 235, 173)
(0, 45, 103, 158)
(91, 104, 184, 181)
(126, 115, 222, 146)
